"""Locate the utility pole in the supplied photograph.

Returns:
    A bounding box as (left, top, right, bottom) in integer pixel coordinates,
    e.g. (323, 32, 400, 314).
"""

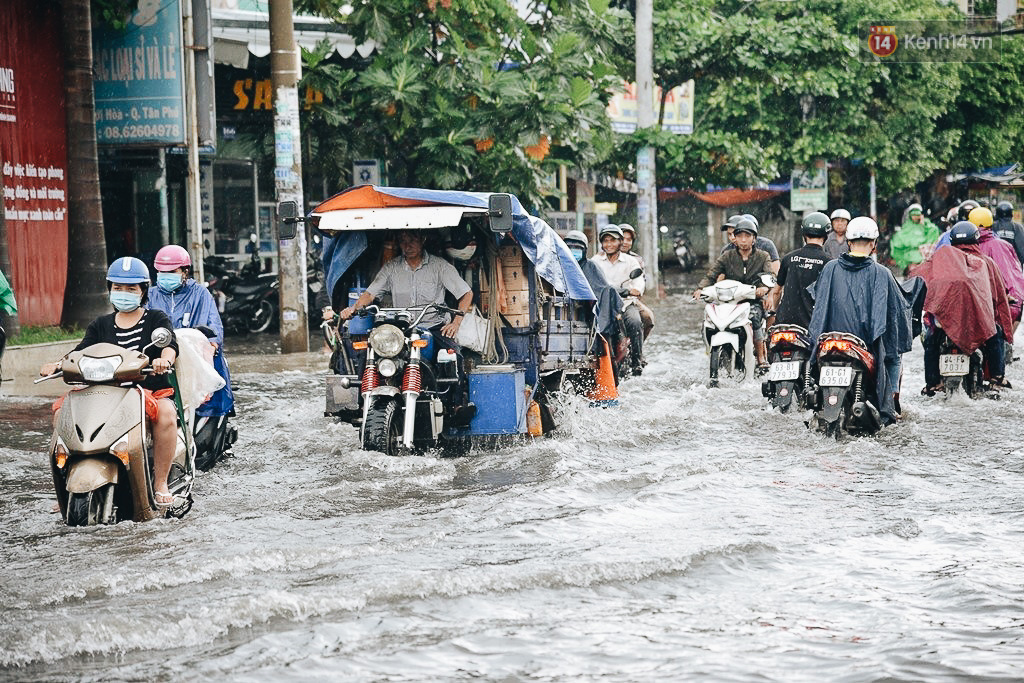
(182, 0, 204, 284)
(635, 0, 660, 296)
(269, 0, 309, 352)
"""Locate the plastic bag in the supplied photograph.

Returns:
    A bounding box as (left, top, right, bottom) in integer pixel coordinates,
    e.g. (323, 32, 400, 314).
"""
(455, 306, 490, 353)
(173, 328, 226, 424)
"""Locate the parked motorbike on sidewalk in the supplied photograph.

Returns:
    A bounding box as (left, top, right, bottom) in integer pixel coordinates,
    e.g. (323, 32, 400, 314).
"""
(333, 304, 470, 456)
(673, 229, 696, 272)
(36, 329, 195, 526)
(206, 235, 278, 335)
(699, 278, 763, 386)
(804, 332, 881, 439)
(761, 324, 812, 412)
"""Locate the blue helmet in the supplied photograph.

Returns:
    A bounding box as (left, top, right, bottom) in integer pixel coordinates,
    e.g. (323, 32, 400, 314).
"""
(950, 221, 980, 245)
(106, 256, 150, 284)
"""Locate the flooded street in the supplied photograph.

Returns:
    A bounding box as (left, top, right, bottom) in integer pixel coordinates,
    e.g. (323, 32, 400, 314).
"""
(3, 271, 1024, 682)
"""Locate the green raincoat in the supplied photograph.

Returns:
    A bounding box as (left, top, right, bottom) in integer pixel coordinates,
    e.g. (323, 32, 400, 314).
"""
(0, 270, 16, 315)
(890, 216, 939, 270)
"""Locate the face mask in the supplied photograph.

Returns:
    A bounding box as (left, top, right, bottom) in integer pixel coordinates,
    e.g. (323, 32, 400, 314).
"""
(110, 291, 142, 312)
(570, 247, 584, 261)
(157, 273, 184, 292)
(446, 245, 477, 261)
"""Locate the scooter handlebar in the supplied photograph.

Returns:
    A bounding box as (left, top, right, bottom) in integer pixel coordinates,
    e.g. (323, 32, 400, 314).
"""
(33, 371, 63, 384)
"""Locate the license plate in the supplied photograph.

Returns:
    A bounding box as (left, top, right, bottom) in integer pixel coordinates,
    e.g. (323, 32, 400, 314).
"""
(819, 366, 853, 387)
(768, 360, 801, 381)
(939, 354, 969, 376)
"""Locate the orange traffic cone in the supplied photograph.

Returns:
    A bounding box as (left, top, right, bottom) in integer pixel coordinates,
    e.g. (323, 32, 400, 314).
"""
(588, 335, 619, 407)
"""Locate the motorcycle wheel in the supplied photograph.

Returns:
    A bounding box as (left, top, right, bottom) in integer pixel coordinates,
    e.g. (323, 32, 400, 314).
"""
(363, 398, 404, 456)
(248, 300, 275, 334)
(964, 359, 985, 399)
(66, 484, 116, 527)
(717, 346, 734, 378)
(824, 417, 844, 440)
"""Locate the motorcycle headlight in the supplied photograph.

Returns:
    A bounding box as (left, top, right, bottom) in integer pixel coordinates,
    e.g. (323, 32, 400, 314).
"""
(78, 355, 121, 382)
(716, 286, 736, 302)
(377, 358, 398, 377)
(368, 324, 405, 358)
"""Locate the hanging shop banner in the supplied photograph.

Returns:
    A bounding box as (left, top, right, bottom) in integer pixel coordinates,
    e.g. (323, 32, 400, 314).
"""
(0, 0, 70, 325)
(607, 80, 694, 134)
(790, 161, 829, 212)
(93, 0, 186, 145)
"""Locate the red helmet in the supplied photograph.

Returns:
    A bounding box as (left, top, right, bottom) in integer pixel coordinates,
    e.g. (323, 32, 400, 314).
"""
(153, 244, 191, 272)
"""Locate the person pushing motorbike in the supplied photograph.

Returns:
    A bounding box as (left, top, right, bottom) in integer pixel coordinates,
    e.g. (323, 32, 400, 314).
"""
(39, 257, 180, 506)
(807, 217, 914, 425)
(773, 212, 832, 329)
(694, 218, 773, 370)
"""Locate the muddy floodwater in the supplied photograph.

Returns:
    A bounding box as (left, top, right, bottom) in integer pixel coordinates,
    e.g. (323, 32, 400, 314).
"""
(2, 272, 1023, 682)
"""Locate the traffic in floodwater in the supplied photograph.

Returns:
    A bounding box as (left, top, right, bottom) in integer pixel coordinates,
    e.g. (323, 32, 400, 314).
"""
(2, 265, 1024, 680)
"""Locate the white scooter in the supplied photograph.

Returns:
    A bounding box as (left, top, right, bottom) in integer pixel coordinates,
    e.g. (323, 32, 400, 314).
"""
(699, 275, 773, 387)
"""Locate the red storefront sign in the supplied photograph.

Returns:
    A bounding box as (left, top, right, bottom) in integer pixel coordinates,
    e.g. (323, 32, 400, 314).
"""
(0, 0, 69, 325)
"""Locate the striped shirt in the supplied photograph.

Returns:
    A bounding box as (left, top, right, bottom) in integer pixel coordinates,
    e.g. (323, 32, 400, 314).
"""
(74, 310, 178, 390)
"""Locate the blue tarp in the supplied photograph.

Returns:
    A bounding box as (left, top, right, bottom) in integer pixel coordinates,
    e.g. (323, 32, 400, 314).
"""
(318, 186, 596, 305)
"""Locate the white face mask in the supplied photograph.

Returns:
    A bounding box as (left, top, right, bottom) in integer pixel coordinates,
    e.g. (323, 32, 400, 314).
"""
(446, 245, 477, 261)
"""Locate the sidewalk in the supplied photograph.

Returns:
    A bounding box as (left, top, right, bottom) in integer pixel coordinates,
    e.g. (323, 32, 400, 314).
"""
(1, 337, 328, 398)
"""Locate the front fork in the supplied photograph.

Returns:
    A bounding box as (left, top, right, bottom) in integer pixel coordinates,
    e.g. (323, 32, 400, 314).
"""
(402, 338, 423, 449)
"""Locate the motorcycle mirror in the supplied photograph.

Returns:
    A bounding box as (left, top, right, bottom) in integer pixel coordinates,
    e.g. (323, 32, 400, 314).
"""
(487, 194, 514, 233)
(760, 273, 777, 288)
(659, 225, 669, 234)
(628, 268, 643, 280)
(150, 328, 173, 349)
(277, 200, 302, 240)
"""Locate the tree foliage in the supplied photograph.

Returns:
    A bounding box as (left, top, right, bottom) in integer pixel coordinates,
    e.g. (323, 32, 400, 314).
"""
(295, 0, 626, 208)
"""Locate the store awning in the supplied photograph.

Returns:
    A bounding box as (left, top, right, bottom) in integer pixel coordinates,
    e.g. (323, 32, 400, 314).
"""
(212, 8, 375, 69)
(946, 163, 1023, 184)
(660, 187, 788, 208)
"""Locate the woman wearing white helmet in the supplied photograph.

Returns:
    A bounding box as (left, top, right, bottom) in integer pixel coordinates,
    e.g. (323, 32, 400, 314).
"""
(808, 216, 914, 425)
(824, 209, 852, 259)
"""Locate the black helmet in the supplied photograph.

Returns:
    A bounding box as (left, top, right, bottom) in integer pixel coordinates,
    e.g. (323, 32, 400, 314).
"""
(950, 220, 980, 245)
(722, 214, 743, 231)
(733, 218, 758, 236)
(801, 211, 830, 238)
(957, 200, 980, 222)
(996, 201, 1014, 220)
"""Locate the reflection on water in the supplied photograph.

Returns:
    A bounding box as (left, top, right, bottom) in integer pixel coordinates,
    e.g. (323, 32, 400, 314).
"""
(2, 271, 1024, 681)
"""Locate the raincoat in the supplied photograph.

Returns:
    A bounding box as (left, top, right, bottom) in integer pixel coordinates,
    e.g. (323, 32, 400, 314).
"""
(890, 217, 939, 270)
(977, 229, 1024, 321)
(148, 279, 234, 417)
(0, 270, 16, 315)
(912, 244, 1011, 354)
(579, 258, 623, 337)
(808, 254, 914, 423)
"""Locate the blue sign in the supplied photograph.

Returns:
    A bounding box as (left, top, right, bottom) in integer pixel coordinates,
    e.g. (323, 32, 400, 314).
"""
(92, 0, 186, 145)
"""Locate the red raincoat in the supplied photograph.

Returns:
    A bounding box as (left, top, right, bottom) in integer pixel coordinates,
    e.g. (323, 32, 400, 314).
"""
(913, 244, 1012, 354)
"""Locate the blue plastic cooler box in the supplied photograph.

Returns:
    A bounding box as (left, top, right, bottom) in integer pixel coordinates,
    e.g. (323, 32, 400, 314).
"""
(467, 365, 525, 435)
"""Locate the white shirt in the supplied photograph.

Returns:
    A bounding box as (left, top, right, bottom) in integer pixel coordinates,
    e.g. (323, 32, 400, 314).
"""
(592, 251, 645, 296)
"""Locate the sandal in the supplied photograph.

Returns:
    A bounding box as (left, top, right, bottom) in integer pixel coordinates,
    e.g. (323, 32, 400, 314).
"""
(154, 491, 176, 508)
(990, 376, 1012, 389)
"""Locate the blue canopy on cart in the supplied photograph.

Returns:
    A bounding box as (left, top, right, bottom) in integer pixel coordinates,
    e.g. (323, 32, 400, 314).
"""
(316, 186, 596, 306)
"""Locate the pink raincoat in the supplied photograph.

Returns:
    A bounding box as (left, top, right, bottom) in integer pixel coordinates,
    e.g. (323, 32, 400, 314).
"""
(978, 229, 1024, 321)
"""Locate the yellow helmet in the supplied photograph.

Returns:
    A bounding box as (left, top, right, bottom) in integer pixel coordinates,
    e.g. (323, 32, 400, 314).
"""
(968, 206, 994, 228)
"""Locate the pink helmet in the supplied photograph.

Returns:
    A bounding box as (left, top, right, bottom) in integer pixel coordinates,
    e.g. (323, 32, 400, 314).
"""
(153, 244, 191, 272)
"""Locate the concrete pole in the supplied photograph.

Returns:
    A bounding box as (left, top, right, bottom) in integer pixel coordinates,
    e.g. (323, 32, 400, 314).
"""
(635, 0, 660, 296)
(182, 0, 204, 284)
(270, 0, 309, 352)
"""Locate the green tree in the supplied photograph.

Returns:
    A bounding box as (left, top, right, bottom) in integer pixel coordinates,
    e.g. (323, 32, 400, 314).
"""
(295, 0, 626, 208)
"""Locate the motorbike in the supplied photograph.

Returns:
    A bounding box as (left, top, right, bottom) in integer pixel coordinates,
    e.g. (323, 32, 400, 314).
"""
(613, 267, 644, 381)
(36, 329, 195, 525)
(332, 303, 469, 456)
(934, 327, 986, 398)
(699, 278, 768, 386)
(206, 235, 278, 335)
(673, 229, 696, 272)
(761, 324, 812, 412)
(805, 332, 882, 439)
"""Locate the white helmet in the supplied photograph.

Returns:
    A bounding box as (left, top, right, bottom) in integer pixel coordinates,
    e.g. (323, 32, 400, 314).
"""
(830, 208, 851, 221)
(846, 216, 879, 240)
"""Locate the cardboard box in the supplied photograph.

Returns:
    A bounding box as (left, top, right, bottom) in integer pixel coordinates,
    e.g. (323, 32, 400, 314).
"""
(503, 313, 530, 328)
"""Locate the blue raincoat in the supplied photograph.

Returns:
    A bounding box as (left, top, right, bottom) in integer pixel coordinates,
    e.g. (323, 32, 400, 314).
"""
(808, 254, 913, 423)
(148, 279, 235, 417)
